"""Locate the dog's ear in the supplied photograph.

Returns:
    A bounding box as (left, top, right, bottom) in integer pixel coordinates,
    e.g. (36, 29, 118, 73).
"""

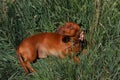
(62, 36, 70, 43)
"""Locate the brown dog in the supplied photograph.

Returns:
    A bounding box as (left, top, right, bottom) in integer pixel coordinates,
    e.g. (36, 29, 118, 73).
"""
(56, 22, 86, 62)
(17, 32, 84, 74)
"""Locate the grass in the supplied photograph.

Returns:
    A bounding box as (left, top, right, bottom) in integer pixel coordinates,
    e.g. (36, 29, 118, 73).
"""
(0, 0, 120, 80)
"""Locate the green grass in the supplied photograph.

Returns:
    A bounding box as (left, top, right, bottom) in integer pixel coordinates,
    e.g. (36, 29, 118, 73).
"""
(0, 0, 120, 80)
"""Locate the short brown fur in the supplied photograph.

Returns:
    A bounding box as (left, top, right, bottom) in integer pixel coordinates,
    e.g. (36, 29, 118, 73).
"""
(17, 32, 82, 74)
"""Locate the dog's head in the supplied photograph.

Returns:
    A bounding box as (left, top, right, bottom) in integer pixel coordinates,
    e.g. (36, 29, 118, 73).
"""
(56, 22, 85, 42)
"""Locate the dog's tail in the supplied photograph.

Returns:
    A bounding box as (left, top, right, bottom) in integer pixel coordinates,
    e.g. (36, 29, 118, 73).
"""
(17, 51, 29, 74)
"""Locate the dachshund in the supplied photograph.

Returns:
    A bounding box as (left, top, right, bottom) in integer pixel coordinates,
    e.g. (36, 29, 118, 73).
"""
(17, 32, 84, 74)
(56, 22, 87, 62)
